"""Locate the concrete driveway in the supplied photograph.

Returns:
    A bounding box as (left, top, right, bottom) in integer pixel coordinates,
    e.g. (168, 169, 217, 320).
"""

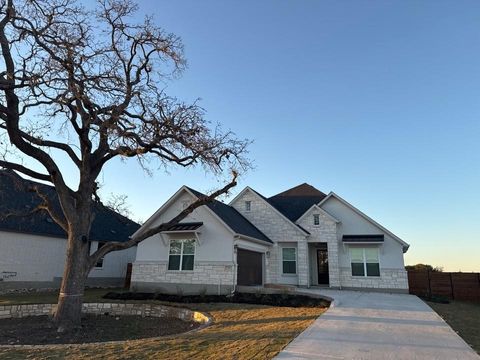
(275, 289, 479, 360)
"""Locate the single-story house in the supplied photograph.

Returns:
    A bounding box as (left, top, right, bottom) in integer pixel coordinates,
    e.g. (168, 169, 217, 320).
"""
(0, 170, 139, 291)
(131, 183, 410, 294)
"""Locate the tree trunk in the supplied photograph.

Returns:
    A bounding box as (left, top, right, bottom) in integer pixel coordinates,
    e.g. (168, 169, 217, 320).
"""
(53, 223, 90, 332)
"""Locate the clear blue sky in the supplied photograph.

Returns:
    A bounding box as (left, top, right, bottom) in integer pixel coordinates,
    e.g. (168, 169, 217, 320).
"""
(48, 1, 480, 271)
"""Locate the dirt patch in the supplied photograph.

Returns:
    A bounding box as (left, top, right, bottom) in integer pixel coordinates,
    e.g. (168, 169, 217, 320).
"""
(103, 291, 330, 308)
(0, 313, 199, 345)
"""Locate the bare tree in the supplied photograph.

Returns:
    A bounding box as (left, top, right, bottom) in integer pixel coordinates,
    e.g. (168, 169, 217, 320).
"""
(105, 193, 132, 219)
(0, 0, 249, 331)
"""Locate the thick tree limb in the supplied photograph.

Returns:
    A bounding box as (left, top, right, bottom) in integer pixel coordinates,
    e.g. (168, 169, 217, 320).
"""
(0, 161, 51, 182)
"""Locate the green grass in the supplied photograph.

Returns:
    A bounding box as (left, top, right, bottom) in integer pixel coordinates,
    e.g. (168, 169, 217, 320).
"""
(0, 288, 122, 306)
(0, 289, 327, 359)
(427, 300, 480, 354)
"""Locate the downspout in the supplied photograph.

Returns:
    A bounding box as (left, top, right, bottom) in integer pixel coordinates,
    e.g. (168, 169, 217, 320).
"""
(231, 244, 237, 295)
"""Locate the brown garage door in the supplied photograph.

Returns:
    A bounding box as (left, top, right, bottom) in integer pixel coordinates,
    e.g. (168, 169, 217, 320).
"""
(237, 249, 263, 286)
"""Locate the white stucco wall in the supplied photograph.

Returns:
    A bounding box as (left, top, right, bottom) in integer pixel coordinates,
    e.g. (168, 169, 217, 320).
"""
(135, 191, 234, 264)
(0, 231, 136, 285)
(320, 196, 408, 290)
(88, 241, 137, 279)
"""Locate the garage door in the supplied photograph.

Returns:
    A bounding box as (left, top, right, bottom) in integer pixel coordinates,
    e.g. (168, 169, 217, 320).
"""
(237, 249, 263, 286)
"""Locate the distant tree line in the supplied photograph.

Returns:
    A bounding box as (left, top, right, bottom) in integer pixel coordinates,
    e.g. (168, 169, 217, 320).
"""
(405, 264, 444, 272)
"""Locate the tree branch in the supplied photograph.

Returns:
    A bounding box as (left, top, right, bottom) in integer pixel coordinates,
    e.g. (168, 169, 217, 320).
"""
(0, 161, 51, 182)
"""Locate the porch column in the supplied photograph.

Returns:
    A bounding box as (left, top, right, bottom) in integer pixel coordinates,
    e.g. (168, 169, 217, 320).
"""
(297, 240, 309, 286)
(327, 240, 341, 288)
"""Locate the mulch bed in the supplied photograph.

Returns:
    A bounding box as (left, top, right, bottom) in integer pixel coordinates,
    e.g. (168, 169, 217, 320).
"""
(103, 291, 330, 308)
(0, 314, 199, 345)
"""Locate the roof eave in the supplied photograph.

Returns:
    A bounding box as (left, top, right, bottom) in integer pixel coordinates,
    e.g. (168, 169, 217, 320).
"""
(234, 233, 273, 245)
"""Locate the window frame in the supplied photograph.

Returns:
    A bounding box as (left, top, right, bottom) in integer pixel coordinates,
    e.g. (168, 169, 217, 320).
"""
(313, 214, 320, 226)
(168, 239, 196, 271)
(349, 247, 380, 277)
(281, 247, 297, 275)
(245, 201, 252, 212)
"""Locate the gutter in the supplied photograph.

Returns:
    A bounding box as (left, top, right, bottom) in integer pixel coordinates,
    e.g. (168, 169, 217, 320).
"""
(233, 233, 273, 246)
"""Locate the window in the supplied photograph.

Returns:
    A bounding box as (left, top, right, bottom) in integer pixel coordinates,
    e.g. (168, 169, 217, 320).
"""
(168, 239, 195, 271)
(350, 247, 380, 277)
(282, 247, 297, 274)
(245, 201, 251, 212)
(95, 242, 106, 268)
(313, 214, 320, 226)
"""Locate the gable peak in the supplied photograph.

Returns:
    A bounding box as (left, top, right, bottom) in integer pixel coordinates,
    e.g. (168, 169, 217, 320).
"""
(271, 183, 326, 198)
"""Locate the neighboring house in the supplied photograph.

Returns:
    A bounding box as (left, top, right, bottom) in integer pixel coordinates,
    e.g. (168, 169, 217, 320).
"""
(0, 170, 140, 291)
(131, 183, 410, 294)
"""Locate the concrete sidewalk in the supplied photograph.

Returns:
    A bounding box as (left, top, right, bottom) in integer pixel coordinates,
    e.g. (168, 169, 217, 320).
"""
(275, 289, 479, 360)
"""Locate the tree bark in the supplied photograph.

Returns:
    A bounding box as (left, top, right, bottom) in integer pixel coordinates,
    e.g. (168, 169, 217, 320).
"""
(53, 219, 91, 332)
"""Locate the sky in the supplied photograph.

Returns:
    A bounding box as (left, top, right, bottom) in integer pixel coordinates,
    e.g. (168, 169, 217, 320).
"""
(14, 1, 480, 271)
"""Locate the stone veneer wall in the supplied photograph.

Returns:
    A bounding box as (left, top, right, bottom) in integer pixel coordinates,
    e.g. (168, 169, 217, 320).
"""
(339, 268, 409, 291)
(298, 210, 340, 288)
(0, 303, 211, 324)
(131, 261, 235, 294)
(231, 190, 308, 285)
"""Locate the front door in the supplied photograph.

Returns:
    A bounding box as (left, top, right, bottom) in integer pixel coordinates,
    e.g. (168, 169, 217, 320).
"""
(317, 249, 329, 285)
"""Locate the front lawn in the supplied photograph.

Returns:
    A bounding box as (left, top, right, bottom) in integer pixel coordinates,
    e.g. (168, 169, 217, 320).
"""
(0, 288, 119, 305)
(427, 300, 480, 354)
(0, 289, 327, 359)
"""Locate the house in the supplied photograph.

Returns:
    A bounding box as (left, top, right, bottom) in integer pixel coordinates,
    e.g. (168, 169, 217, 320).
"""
(0, 170, 140, 291)
(131, 183, 410, 294)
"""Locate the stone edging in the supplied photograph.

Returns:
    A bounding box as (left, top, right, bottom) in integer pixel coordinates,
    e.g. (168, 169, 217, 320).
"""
(0, 302, 212, 349)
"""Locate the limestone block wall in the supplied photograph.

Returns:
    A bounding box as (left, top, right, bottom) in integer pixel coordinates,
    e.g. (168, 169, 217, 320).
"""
(298, 209, 340, 287)
(339, 267, 409, 291)
(131, 261, 235, 293)
(297, 241, 308, 286)
(231, 189, 308, 285)
(0, 303, 211, 324)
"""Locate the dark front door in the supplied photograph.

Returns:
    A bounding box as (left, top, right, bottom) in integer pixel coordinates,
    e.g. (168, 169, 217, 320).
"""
(237, 249, 263, 286)
(317, 249, 329, 285)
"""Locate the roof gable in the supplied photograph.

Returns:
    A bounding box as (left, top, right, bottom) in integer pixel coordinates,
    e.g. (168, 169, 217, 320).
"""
(186, 187, 272, 243)
(134, 185, 272, 244)
(318, 192, 410, 252)
(296, 204, 340, 224)
(229, 187, 310, 236)
(0, 170, 140, 242)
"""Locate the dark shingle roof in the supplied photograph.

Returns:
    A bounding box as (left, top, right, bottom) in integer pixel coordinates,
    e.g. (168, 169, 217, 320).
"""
(186, 187, 272, 243)
(268, 183, 327, 222)
(0, 170, 140, 242)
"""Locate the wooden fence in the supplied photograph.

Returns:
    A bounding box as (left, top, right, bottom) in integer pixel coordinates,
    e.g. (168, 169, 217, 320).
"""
(407, 270, 480, 302)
